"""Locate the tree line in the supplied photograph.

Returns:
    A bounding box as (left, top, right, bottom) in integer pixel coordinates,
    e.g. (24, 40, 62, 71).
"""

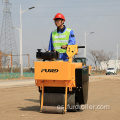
(89, 49, 113, 70)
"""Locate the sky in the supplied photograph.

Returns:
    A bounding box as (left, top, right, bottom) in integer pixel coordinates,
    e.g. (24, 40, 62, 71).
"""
(0, 0, 120, 66)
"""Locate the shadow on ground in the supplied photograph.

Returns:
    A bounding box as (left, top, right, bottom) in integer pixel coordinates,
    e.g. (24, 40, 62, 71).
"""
(18, 105, 83, 113)
(18, 99, 40, 112)
(25, 99, 39, 103)
(18, 106, 40, 112)
(18, 99, 83, 113)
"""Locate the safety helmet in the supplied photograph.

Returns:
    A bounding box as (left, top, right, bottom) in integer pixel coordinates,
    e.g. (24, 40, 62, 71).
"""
(53, 13, 65, 21)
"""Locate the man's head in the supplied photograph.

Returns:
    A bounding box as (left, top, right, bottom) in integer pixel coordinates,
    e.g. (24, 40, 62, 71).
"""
(53, 13, 65, 28)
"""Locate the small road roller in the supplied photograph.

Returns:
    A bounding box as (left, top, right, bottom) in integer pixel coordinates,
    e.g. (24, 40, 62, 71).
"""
(35, 45, 89, 114)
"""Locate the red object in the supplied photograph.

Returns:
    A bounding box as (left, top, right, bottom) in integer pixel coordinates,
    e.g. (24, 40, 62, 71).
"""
(53, 13, 65, 21)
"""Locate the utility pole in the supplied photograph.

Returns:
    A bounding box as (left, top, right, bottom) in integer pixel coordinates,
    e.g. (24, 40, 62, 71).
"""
(84, 32, 94, 58)
(19, 5, 35, 77)
(117, 44, 118, 70)
(28, 54, 30, 68)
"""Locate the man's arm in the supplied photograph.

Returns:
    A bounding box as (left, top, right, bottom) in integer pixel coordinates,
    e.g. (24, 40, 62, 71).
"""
(61, 30, 76, 49)
(48, 32, 54, 51)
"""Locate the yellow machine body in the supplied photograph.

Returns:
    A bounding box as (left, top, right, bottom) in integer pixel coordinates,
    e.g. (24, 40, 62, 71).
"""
(35, 61, 82, 88)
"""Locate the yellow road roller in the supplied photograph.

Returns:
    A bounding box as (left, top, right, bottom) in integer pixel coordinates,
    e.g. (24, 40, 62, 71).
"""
(35, 45, 89, 114)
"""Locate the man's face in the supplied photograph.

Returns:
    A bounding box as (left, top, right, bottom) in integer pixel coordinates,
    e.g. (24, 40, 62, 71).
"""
(54, 18, 64, 27)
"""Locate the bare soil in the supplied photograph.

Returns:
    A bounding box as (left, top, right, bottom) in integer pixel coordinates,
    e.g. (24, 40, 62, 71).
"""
(0, 75, 120, 120)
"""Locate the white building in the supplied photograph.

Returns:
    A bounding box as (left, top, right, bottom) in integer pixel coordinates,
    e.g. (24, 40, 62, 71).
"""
(100, 60, 120, 70)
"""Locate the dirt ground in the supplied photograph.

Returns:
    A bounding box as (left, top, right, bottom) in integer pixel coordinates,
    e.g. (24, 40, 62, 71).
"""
(0, 75, 120, 120)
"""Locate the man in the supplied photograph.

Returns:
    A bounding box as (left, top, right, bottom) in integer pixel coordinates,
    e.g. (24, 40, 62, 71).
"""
(48, 13, 76, 61)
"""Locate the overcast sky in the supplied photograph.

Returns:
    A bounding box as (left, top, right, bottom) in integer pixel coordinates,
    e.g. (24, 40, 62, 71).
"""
(0, 0, 120, 66)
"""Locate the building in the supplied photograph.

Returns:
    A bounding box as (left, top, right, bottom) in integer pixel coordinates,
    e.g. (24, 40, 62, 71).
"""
(100, 60, 120, 70)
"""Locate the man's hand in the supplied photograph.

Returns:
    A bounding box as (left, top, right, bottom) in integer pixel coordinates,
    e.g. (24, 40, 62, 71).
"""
(61, 45, 67, 49)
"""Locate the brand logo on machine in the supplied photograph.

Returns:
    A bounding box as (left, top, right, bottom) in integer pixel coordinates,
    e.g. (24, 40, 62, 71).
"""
(41, 69, 59, 73)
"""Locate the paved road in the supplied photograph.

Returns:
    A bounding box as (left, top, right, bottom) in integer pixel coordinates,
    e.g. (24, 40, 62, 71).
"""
(0, 74, 120, 89)
(0, 77, 96, 89)
(0, 79, 35, 88)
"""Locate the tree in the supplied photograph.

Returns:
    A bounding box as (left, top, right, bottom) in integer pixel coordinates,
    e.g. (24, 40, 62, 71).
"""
(89, 49, 113, 71)
(89, 50, 98, 71)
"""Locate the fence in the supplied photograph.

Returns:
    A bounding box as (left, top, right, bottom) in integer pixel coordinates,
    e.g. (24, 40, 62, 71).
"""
(0, 72, 34, 79)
